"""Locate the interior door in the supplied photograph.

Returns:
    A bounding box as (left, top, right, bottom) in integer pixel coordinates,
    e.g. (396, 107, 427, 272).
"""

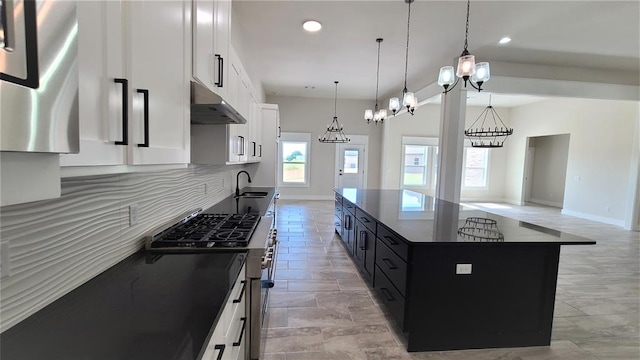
(336, 144, 365, 189)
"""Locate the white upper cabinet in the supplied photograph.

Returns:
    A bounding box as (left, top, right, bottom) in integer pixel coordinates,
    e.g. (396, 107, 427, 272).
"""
(61, 0, 189, 168)
(192, 0, 231, 102)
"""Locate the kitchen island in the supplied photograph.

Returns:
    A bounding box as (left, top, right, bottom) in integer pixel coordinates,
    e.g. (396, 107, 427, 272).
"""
(334, 188, 596, 352)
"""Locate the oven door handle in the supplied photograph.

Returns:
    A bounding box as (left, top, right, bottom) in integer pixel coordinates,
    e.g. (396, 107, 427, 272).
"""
(233, 280, 246, 303)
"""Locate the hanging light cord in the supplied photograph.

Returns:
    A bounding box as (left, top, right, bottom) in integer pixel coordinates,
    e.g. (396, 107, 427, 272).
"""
(403, 0, 411, 93)
(462, 0, 470, 54)
(333, 81, 338, 118)
(375, 40, 381, 110)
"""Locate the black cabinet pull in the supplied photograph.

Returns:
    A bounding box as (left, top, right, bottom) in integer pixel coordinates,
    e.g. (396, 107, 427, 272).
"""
(233, 280, 246, 303)
(381, 288, 395, 302)
(114, 78, 129, 145)
(344, 215, 351, 230)
(359, 231, 367, 250)
(361, 217, 370, 223)
(136, 89, 149, 147)
(214, 344, 225, 360)
(1, 0, 39, 89)
(238, 136, 245, 156)
(258, 144, 262, 157)
(382, 258, 397, 270)
(214, 54, 224, 87)
(252, 141, 256, 156)
(233, 317, 247, 346)
(384, 235, 398, 245)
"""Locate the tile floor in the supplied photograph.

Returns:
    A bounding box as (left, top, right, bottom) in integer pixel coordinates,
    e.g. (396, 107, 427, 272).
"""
(263, 200, 640, 360)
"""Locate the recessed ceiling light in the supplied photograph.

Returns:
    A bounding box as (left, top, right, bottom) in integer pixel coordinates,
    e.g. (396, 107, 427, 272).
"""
(303, 20, 322, 32)
(499, 37, 512, 45)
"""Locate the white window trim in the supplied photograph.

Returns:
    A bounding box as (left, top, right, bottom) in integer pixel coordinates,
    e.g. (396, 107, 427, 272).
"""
(401, 137, 438, 190)
(278, 132, 311, 188)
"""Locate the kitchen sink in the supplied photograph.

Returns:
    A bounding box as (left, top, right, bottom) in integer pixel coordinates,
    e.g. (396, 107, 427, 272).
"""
(235, 191, 269, 199)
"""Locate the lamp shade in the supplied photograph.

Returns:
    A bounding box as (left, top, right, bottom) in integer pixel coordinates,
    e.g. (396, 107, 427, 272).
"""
(403, 91, 417, 109)
(438, 66, 455, 86)
(364, 109, 373, 122)
(456, 54, 476, 77)
(377, 108, 387, 121)
(472, 62, 490, 83)
(389, 97, 400, 113)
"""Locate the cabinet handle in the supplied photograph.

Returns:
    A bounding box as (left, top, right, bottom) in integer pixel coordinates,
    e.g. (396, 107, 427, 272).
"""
(252, 141, 256, 156)
(137, 89, 150, 147)
(259, 144, 262, 157)
(381, 288, 395, 302)
(233, 280, 246, 303)
(114, 78, 129, 145)
(278, 126, 281, 138)
(213, 344, 225, 360)
(382, 258, 397, 270)
(361, 217, 371, 223)
(359, 231, 367, 250)
(214, 54, 224, 87)
(384, 235, 398, 245)
(238, 136, 245, 156)
(1, 0, 15, 51)
(344, 215, 351, 230)
(233, 317, 247, 346)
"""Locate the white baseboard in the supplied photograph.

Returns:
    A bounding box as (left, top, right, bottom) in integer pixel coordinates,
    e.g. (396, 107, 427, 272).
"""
(460, 197, 509, 203)
(561, 209, 625, 227)
(529, 198, 563, 208)
(278, 195, 334, 201)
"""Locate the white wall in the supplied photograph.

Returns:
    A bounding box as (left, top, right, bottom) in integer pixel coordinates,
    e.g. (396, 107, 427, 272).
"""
(380, 103, 510, 202)
(0, 165, 249, 332)
(529, 134, 570, 207)
(265, 95, 382, 199)
(504, 98, 639, 226)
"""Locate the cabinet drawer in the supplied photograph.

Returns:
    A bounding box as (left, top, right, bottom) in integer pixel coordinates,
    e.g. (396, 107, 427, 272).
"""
(377, 225, 408, 261)
(335, 192, 343, 204)
(374, 265, 405, 330)
(355, 208, 376, 233)
(375, 239, 407, 296)
(343, 200, 356, 215)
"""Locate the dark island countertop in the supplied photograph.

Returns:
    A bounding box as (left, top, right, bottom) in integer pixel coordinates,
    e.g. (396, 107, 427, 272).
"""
(335, 188, 595, 245)
(0, 187, 276, 360)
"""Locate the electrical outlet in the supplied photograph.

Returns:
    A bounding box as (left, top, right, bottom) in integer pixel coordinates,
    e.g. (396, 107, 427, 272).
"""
(203, 183, 208, 195)
(222, 178, 225, 188)
(456, 263, 472, 275)
(574, 175, 581, 181)
(605, 206, 611, 213)
(129, 204, 139, 226)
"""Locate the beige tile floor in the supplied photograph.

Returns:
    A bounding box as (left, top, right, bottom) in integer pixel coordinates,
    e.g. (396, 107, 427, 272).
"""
(263, 200, 640, 360)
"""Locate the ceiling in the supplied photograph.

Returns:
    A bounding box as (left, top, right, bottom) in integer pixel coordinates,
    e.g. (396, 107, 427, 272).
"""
(233, 1, 640, 106)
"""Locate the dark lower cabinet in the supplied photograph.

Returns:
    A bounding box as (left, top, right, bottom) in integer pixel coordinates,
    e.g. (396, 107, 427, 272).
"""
(341, 211, 355, 255)
(373, 265, 405, 330)
(334, 200, 342, 235)
(354, 220, 375, 280)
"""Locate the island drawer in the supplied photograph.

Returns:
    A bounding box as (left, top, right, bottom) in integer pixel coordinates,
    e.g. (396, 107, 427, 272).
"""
(335, 192, 343, 204)
(375, 239, 407, 296)
(343, 200, 356, 215)
(355, 208, 376, 233)
(377, 225, 409, 261)
(374, 265, 405, 330)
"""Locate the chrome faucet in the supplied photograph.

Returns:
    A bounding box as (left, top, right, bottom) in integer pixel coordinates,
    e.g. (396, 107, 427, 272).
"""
(236, 171, 252, 197)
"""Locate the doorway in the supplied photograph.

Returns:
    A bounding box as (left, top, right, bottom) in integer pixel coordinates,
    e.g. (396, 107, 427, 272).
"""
(335, 140, 367, 189)
(522, 134, 570, 208)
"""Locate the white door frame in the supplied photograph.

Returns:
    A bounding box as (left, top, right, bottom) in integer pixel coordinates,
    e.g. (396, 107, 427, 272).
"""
(335, 135, 368, 189)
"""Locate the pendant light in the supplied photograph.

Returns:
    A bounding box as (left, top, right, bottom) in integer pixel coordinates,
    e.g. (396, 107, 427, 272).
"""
(319, 81, 350, 143)
(365, 38, 387, 124)
(464, 95, 512, 148)
(437, 0, 490, 93)
(389, 0, 417, 116)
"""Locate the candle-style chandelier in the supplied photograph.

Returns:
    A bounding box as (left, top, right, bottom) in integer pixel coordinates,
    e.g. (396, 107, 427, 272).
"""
(437, 0, 491, 93)
(319, 81, 350, 144)
(465, 95, 513, 148)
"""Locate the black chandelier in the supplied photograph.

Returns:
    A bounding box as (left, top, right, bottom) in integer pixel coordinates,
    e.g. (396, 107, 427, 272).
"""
(437, 0, 490, 93)
(464, 96, 513, 148)
(365, 38, 387, 124)
(319, 81, 350, 143)
(389, 0, 417, 116)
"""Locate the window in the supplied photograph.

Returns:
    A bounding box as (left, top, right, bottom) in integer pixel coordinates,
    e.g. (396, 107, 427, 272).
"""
(463, 147, 489, 188)
(401, 137, 438, 189)
(343, 150, 359, 174)
(279, 133, 311, 187)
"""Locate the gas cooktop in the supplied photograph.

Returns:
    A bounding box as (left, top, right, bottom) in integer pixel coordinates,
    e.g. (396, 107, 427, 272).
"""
(146, 212, 261, 250)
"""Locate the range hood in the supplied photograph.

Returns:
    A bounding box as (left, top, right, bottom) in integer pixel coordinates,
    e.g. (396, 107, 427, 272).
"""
(190, 81, 247, 124)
